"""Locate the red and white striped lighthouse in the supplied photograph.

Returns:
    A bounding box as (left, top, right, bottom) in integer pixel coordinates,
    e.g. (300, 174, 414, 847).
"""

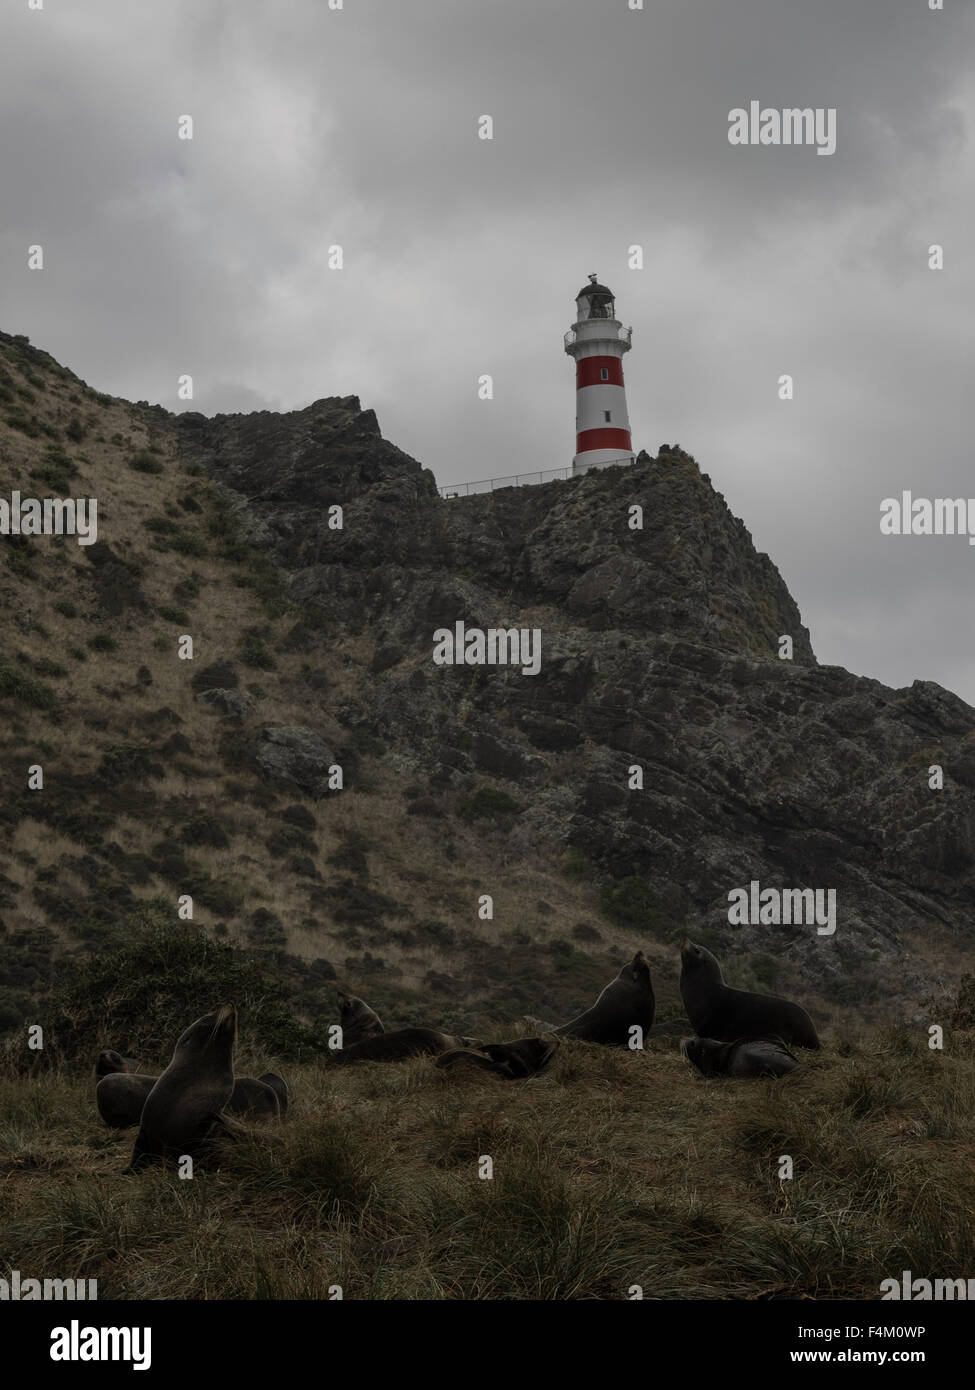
(564, 274, 635, 476)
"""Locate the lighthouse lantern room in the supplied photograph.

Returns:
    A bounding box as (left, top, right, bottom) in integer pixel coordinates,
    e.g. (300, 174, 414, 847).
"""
(564, 274, 635, 476)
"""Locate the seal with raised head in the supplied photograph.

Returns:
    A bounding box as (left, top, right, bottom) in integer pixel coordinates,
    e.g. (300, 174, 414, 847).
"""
(554, 951, 655, 1046)
(436, 1037, 558, 1080)
(337, 990, 385, 1045)
(125, 1003, 238, 1171)
(682, 1036, 802, 1078)
(679, 940, 820, 1048)
(95, 1049, 140, 1079)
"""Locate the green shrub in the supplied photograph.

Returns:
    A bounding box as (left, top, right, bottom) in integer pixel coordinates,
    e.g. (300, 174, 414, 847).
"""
(33, 658, 68, 679)
(172, 575, 201, 604)
(239, 627, 277, 671)
(157, 604, 189, 624)
(46, 911, 320, 1062)
(3, 410, 40, 437)
(5, 546, 35, 579)
(170, 532, 207, 557)
(0, 661, 57, 709)
(599, 876, 670, 935)
(179, 813, 230, 850)
(562, 848, 598, 880)
(128, 450, 164, 474)
(457, 786, 523, 824)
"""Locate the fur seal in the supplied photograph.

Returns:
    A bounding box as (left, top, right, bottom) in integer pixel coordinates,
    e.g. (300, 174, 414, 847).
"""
(335, 1027, 473, 1064)
(98, 1070, 287, 1129)
(682, 1036, 802, 1078)
(436, 1037, 558, 1080)
(554, 951, 655, 1046)
(679, 940, 819, 1048)
(95, 1049, 140, 1078)
(225, 1076, 281, 1119)
(125, 1003, 237, 1171)
(257, 1071, 289, 1117)
(337, 990, 385, 1044)
(96, 1072, 155, 1128)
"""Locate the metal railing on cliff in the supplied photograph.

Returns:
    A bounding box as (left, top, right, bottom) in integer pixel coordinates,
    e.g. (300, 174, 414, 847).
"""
(438, 467, 571, 499)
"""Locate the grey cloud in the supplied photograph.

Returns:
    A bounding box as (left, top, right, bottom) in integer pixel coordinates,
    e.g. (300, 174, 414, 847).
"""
(0, 0, 972, 701)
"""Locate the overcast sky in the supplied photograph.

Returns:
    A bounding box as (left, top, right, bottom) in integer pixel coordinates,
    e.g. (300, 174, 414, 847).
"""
(2, 0, 973, 703)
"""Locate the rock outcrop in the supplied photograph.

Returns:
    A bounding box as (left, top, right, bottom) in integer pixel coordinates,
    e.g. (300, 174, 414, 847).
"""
(169, 397, 975, 1005)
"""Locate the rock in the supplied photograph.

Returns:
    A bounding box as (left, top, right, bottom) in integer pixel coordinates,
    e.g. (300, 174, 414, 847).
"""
(256, 725, 337, 797)
(197, 688, 254, 718)
(147, 400, 975, 1010)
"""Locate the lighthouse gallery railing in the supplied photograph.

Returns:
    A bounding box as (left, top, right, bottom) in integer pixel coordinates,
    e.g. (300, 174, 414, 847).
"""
(563, 325, 632, 350)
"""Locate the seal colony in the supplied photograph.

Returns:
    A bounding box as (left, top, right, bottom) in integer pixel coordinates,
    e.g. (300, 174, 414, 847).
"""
(95, 1053, 288, 1129)
(93, 941, 821, 1169)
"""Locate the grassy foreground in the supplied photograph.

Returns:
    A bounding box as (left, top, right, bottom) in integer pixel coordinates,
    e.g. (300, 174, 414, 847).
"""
(2, 1030, 974, 1301)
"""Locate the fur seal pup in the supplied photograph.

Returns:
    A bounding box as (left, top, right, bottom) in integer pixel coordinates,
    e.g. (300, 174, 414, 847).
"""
(335, 1027, 469, 1064)
(96, 1072, 155, 1128)
(95, 1049, 140, 1078)
(679, 940, 820, 1048)
(682, 1036, 801, 1078)
(337, 990, 385, 1044)
(436, 1037, 558, 1080)
(125, 1003, 237, 1171)
(554, 951, 655, 1046)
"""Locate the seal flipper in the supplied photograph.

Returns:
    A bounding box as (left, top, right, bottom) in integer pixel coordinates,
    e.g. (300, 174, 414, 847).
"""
(124, 1129, 166, 1173)
(209, 1110, 248, 1137)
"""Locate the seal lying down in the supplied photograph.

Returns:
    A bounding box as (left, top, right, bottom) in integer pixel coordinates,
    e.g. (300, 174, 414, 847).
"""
(681, 1036, 802, 1079)
(436, 1037, 558, 1080)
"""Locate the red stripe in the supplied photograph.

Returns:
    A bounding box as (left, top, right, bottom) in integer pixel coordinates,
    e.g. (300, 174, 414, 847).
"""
(576, 357, 625, 388)
(576, 427, 632, 453)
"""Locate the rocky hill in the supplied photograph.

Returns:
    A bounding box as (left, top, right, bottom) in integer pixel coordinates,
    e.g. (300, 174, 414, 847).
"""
(1, 327, 973, 1039)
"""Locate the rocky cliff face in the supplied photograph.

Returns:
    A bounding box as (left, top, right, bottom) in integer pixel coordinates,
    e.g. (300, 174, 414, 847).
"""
(171, 397, 975, 1009)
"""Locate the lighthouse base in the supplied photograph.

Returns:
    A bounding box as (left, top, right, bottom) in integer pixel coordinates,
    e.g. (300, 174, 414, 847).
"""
(572, 449, 636, 477)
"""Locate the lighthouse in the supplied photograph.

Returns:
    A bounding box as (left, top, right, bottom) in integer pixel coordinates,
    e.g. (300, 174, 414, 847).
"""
(564, 274, 635, 476)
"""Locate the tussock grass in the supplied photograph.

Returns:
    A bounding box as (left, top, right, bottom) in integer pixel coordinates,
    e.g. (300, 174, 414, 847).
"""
(1, 1035, 972, 1300)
